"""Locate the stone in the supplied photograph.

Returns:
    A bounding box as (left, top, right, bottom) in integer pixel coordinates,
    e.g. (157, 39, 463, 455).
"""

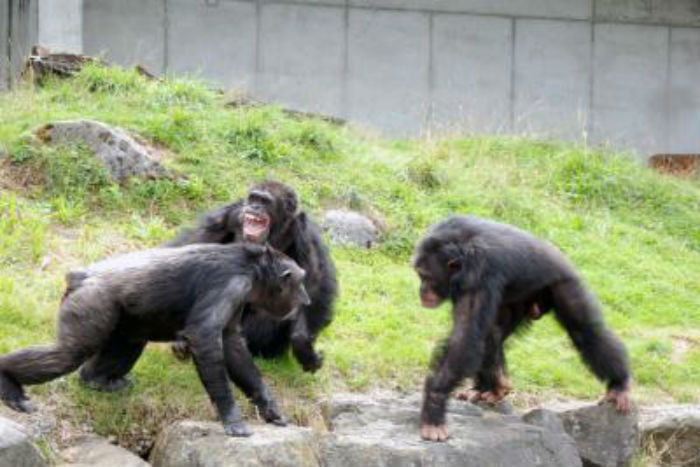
(640, 404, 700, 467)
(0, 416, 46, 467)
(34, 120, 172, 182)
(60, 435, 150, 467)
(321, 210, 379, 248)
(322, 392, 582, 467)
(553, 402, 639, 467)
(149, 421, 320, 467)
(523, 408, 567, 434)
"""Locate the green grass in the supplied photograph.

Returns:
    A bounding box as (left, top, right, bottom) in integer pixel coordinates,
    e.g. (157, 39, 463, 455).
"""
(1, 65, 699, 451)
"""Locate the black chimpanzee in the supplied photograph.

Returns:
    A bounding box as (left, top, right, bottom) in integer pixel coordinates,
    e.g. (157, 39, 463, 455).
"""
(168, 180, 337, 373)
(413, 215, 631, 442)
(0, 243, 310, 437)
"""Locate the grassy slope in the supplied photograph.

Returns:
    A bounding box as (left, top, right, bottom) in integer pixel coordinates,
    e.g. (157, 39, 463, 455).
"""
(0, 65, 698, 448)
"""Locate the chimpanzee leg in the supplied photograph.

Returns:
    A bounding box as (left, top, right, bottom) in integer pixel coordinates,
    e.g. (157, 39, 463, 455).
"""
(290, 310, 324, 373)
(187, 330, 250, 437)
(223, 327, 286, 426)
(79, 334, 146, 392)
(0, 298, 116, 412)
(551, 279, 631, 411)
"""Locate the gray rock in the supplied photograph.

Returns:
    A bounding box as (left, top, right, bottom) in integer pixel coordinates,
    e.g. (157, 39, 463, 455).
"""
(554, 403, 639, 467)
(640, 404, 700, 467)
(149, 421, 320, 467)
(523, 408, 567, 434)
(323, 392, 582, 467)
(322, 210, 379, 248)
(0, 416, 47, 467)
(60, 435, 150, 467)
(35, 120, 171, 182)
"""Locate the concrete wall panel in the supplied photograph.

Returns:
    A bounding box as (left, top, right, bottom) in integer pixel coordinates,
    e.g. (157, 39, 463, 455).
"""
(592, 23, 668, 156)
(9, 0, 38, 87)
(256, 3, 344, 115)
(348, 0, 591, 20)
(596, 0, 700, 27)
(514, 19, 591, 141)
(347, 9, 430, 135)
(668, 27, 700, 153)
(83, 0, 165, 74)
(1, 0, 9, 90)
(431, 14, 512, 134)
(168, 0, 255, 89)
(38, 0, 82, 53)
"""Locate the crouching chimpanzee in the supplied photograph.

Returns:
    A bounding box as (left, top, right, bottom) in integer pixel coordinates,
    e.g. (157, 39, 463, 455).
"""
(0, 243, 310, 437)
(168, 180, 337, 373)
(414, 216, 631, 442)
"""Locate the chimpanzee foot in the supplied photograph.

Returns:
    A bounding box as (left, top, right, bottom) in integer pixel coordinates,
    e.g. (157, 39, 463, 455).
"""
(420, 423, 449, 442)
(80, 375, 132, 392)
(5, 396, 37, 413)
(0, 373, 36, 413)
(224, 419, 253, 437)
(255, 396, 288, 426)
(600, 388, 631, 413)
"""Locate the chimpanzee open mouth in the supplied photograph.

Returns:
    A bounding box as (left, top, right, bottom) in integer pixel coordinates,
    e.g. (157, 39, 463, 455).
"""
(243, 213, 270, 242)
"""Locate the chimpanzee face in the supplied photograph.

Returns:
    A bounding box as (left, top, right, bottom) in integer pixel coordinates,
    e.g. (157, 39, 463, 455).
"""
(257, 252, 310, 320)
(238, 181, 299, 245)
(240, 189, 274, 243)
(412, 240, 461, 308)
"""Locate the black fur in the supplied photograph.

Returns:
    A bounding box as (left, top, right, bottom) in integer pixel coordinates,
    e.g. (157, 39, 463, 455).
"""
(169, 181, 337, 372)
(414, 215, 630, 427)
(0, 243, 310, 437)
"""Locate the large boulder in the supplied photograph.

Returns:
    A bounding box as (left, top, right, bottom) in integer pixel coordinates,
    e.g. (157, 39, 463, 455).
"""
(59, 435, 150, 467)
(0, 416, 46, 467)
(549, 402, 639, 467)
(150, 421, 320, 467)
(640, 405, 700, 467)
(323, 393, 582, 467)
(322, 210, 379, 248)
(34, 120, 172, 182)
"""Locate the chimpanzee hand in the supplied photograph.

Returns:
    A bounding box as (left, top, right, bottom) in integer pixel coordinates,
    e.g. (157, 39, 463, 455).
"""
(299, 349, 324, 373)
(256, 397, 288, 426)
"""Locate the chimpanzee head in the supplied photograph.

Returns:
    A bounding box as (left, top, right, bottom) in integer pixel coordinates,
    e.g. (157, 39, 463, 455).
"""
(253, 246, 310, 320)
(412, 236, 464, 308)
(239, 181, 299, 244)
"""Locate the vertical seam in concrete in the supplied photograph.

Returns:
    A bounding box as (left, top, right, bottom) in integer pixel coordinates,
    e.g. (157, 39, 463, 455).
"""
(341, 0, 349, 118)
(6, 0, 12, 88)
(587, 1, 596, 143)
(163, 0, 169, 75)
(664, 26, 672, 152)
(253, 0, 261, 93)
(427, 11, 434, 132)
(509, 17, 516, 132)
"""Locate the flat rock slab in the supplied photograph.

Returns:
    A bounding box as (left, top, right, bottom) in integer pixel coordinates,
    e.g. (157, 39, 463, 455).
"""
(324, 393, 582, 467)
(554, 402, 639, 467)
(35, 120, 172, 182)
(322, 210, 379, 248)
(60, 435, 150, 467)
(150, 422, 320, 467)
(0, 416, 46, 467)
(640, 404, 700, 467)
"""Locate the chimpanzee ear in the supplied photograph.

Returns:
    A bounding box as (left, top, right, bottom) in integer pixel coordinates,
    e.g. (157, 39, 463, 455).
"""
(280, 269, 292, 279)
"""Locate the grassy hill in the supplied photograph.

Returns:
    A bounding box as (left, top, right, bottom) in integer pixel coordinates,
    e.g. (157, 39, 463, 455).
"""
(1, 65, 698, 450)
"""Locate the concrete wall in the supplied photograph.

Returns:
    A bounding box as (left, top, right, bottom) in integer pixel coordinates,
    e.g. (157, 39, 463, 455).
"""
(1, 0, 38, 90)
(66, 1, 700, 156)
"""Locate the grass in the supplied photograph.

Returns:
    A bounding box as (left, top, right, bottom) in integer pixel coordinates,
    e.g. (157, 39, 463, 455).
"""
(0, 65, 699, 454)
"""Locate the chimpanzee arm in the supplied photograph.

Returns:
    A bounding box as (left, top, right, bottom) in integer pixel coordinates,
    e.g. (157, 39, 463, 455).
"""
(421, 287, 501, 427)
(167, 201, 243, 246)
(222, 323, 286, 426)
(183, 277, 253, 436)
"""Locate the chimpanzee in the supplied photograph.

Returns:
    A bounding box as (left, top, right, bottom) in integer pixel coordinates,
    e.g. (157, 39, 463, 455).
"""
(168, 180, 337, 373)
(0, 243, 310, 437)
(413, 215, 631, 442)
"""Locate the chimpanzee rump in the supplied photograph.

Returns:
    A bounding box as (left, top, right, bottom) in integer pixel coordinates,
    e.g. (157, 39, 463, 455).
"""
(0, 243, 310, 437)
(414, 215, 631, 442)
(169, 180, 337, 373)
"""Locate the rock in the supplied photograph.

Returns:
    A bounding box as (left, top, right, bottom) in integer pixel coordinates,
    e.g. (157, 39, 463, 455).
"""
(0, 416, 47, 467)
(34, 120, 172, 182)
(323, 392, 582, 467)
(523, 408, 566, 434)
(59, 435, 150, 467)
(322, 210, 379, 248)
(553, 403, 639, 467)
(640, 404, 700, 467)
(149, 421, 320, 467)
